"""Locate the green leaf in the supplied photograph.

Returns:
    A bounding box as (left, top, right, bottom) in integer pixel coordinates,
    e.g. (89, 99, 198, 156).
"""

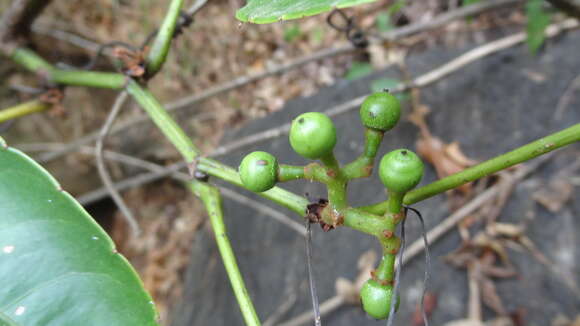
(463, 0, 482, 6)
(236, 0, 378, 24)
(345, 62, 373, 80)
(370, 77, 410, 102)
(387, 0, 406, 15)
(376, 1, 405, 33)
(283, 24, 302, 42)
(376, 12, 393, 33)
(463, 0, 481, 22)
(526, 0, 551, 54)
(0, 139, 159, 326)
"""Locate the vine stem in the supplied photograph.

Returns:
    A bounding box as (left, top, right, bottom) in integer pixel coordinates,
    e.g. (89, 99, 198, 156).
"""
(123, 80, 309, 215)
(361, 123, 580, 214)
(0, 100, 49, 123)
(10, 48, 127, 88)
(145, 0, 184, 76)
(188, 182, 261, 326)
(125, 79, 199, 163)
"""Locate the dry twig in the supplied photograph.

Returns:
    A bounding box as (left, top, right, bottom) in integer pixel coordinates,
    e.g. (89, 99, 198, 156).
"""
(95, 91, 141, 236)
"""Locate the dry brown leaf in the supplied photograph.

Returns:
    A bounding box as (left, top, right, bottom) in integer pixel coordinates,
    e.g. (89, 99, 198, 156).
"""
(446, 142, 479, 166)
(573, 315, 580, 326)
(480, 277, 507, 316)
(410, 105, 478, 194)
(532, 178, 573, 212)
(412, 292, 438, 326)
(551, 315, 568, 326)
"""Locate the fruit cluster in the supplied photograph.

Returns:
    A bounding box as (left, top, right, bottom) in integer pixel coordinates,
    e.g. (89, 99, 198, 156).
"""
(238, 91, 424, 319)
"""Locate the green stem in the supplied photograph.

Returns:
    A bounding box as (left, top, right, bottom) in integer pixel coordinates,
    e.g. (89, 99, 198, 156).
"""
(189, 182, 261, 326)
(278, 164, 305, 182)
(50, 70, 126, 89)
(197, 157, 309, 215)
(375, 253, 396, 282)
(360, 123, 580, 214)
(320, 151, 340, 170)
(10, 48, 127, 89)
(145, 0, 184, 77)
(125, 81, 309, 216)
(10, 47, 52, 71)
(338, 208, 389, 236)
(0, 100, 49, 122)
(320, 152, 349, 208)
(386, 191, 404, 215)
(126, 79, 198, 162)
(343, 128, 384, 179)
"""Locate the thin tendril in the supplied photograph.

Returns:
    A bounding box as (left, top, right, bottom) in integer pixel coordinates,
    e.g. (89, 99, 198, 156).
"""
(405, 206, 431, 326)
(305, 219, 322, 326)
(387, 212, 406, 326)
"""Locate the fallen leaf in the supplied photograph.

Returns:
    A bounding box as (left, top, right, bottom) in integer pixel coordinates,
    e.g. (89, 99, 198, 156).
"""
(532, 178, 573, 212)
(412, 292, 438, 326)
(410, 105, 478, 194)
(480, 277, 507, 316)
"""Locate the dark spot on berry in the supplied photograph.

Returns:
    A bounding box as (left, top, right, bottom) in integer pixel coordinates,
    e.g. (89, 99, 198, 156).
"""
(401, 150, 407, 155)
(369, 111, 376, 118)
(256, 160, 268, 166)
(298, 118, 305, 124)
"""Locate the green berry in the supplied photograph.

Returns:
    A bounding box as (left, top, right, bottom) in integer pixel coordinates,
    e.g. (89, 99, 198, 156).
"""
(359, 92, 401, 131)
(360, 279, 400, 320)
(379, 149, 424, 193)
(239, 151, 278, 192)
(289, 112, 337, 159)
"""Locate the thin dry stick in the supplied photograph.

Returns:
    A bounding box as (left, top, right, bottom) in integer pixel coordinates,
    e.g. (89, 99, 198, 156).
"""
(95, 91, 141, 236)
(555, 72, 580, 120)
(467, 263, 482, 321)
(185, 0, 209, 16)
(219, 187, 306, 236)
(264, 291, 299, 326)
(278, 297, 344, 326)
(33, 0, 520, 164)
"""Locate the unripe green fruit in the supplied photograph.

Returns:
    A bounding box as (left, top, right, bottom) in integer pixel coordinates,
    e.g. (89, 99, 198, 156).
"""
(379, 149, 424, 193)
(359, 92, 401, 131)
(239, 151, 278, 192)
(289, 112, 337, 159)
(360, 279, 400, 320)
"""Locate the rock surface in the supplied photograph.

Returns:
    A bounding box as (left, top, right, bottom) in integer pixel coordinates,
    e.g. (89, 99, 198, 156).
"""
(172, 30, 580, 326)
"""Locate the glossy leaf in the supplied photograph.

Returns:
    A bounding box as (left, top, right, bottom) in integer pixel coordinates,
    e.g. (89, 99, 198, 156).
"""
(236, 0, 378, 24)
(0, 139, 159, 326)
(526, 0, 551, 54)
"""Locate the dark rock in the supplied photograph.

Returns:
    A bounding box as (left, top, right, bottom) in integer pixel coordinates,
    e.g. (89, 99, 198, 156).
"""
(172, 31, 580, 326)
